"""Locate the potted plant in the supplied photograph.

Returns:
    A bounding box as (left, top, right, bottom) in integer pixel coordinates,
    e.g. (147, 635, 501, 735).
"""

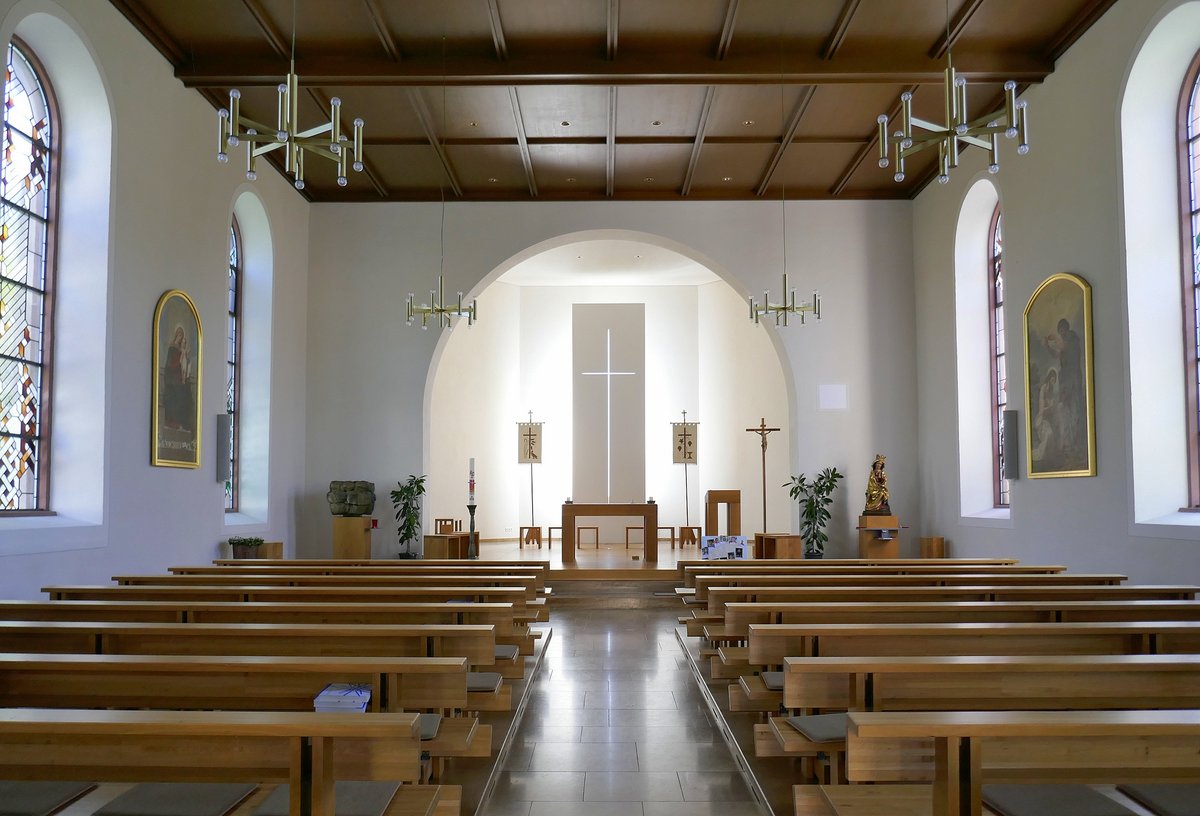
(783, 467, 844, 558)
(390, 475, 426, 559)
(227, 535, 265, 559)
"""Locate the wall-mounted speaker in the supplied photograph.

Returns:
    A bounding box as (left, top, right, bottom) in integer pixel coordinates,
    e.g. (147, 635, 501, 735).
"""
(216, 413, 233, 483)
(1002, 409, 1019, 480)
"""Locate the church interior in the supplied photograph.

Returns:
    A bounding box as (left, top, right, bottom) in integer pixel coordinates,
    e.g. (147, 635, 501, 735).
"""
(2, 0, 1200, 814)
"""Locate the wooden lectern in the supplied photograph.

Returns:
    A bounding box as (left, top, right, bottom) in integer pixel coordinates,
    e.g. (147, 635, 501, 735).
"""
(858, 515, 901, 559)
(704, 490, 741, 537)
(332, 516, 372, 559)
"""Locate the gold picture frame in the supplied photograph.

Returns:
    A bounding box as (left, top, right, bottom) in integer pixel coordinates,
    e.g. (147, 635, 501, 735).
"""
(1023, 273, 1096, 478)
(151, 290, 203, 468)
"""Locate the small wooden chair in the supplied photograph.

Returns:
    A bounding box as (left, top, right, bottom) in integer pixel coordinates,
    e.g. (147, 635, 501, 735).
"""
(624, 526, 643, 549)
(519, 526, 542, 549)
(678, 526, 701, 547)
(576, 526, 599, 548)
(434, 518, 461, 534)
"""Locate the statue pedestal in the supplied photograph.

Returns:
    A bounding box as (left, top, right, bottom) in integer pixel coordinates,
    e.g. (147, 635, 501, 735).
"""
(332, 516, 372, 559)
(857, 514, 900, 559)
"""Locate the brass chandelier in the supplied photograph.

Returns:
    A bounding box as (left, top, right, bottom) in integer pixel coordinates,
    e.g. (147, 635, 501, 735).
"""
(876, 1, 1029, 185)
(216, 64, 365, 190)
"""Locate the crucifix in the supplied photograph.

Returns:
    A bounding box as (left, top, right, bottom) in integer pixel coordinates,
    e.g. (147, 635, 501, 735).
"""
(581, 329, 635, 501)
(745, 416, 781, 533)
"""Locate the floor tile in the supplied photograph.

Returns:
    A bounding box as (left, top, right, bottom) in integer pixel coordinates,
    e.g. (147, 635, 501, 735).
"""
(678, 772, 754, 801)
(635, 742, 738, 772)
(643, 802, 764, 816)
(490, 772, 585, 802)
(580, 725, 717, 743)
(584, 772, 684, 802)
(529, 803, 643, 816)
(583, 690, 679, 709)
(527, 742, 640, 772)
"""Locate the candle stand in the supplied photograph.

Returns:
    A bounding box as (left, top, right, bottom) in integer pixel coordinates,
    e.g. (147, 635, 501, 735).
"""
(467, 503, 478, 559)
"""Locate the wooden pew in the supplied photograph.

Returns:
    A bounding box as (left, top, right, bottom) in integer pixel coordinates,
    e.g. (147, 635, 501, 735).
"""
(0, 599, 527, 641)
(680, 563, 1066, 589)
(691, 572, 1127, 602)
(174, 562, 551, 590)
(827, 710, 1200, 816)
(0, 708, 455, 816)
(0, 620, 514, 708)
(675, 558, 1021, 584)
(0, 653, 492, 773)
(702, 584, 1198, 615)
(43, 584, 547, 619)
(114, 572, 544, 600)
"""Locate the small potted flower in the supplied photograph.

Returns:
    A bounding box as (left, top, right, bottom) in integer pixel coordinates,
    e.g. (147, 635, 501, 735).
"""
(227, 535, 265, 559)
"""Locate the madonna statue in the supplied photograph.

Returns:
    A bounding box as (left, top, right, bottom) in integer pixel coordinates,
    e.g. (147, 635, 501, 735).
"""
(863, 454, 891, 515)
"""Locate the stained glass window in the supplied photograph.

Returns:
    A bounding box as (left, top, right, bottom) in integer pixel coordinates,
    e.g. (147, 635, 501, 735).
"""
(1184, 53, 1200, 507)
(226, 221, 241, 511)
(0, 42, 53, 511)
(989, 206, 1009, 507)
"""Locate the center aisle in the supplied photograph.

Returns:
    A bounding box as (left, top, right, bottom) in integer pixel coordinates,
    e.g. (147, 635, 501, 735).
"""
(482, 607, 764, 816)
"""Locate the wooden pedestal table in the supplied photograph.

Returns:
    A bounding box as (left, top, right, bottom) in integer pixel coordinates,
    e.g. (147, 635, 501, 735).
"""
(561, 503, 658, 564)
(704, 490, 742, 537)
(858, 515, 901, 559)
(423, 533, 471, 559)
(331, 517, 372, 559)
(753, 533, 805, 559)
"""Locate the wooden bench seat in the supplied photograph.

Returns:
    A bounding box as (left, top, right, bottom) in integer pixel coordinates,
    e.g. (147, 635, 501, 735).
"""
(691, 572, 1128, 601)
(681, 564, 1067, 587)
(676, 558, 1023, 583)
(703, 584, 1199, 614)
(0, 708, 438, 816)
(0, 600, 536, 653)
(176, 563, 551, 590)
(114, 572, 544, 600)
(43, 584, 536, 612)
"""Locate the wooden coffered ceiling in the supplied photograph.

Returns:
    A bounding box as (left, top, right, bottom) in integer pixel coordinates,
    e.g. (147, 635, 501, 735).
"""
(110, 0, 1117, 203)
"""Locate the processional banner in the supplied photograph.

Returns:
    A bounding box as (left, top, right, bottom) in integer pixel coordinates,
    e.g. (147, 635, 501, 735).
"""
(672, 422, 698, 464)
(517, 422, 543, 464)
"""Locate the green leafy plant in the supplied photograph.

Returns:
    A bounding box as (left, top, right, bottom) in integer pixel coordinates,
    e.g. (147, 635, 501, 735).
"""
(783, 467, 844, 557)
(227, 535, 265, 558)
(390, 475, 427, 556)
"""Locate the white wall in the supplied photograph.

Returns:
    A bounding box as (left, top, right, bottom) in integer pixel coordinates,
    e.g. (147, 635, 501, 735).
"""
(305, 200, 918, 557)
(0, 0, 310, 598)
(913, 0, 1200, 582)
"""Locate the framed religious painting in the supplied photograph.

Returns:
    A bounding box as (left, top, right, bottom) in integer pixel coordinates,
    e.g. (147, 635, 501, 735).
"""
(151, 290, 203, 468)
(1023, 273, 1096, 478)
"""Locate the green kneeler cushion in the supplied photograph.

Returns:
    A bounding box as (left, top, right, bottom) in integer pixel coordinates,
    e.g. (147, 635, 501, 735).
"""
(253, 782, 400, 816)
(982, 784, 1135, 816)
(95, 783, 256, 816)
(0, 781, 95, 816)
(1117, 784, 1200, 816)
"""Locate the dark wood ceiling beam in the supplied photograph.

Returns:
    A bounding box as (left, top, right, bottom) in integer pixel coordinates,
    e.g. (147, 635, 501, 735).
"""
(715, 0, 740, 59)
(821, 0, 862, 60)
(109, 0, 187, 65)
(754, 85, 816, 196)
(241, 0, 289, 60)
(364, 134, 868, 147)
(929, 0, 987, 60)
(177, 52, 1053, 87)
(362, 0, 402, 62)
(407, 89, 463, 197)
(829, 84, 916, 197)
(486, 0, 509, 61)
(681, 86, 717, 196)
(607, 0, 620, 60)
(605, 87, 617, 196)
(305, 88, 389, 197)
(507, 89, 537, 197)
(1045, 0, 1120, 62)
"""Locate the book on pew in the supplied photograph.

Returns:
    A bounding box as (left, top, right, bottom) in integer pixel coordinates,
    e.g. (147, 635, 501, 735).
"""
(314, 683, 371, 712)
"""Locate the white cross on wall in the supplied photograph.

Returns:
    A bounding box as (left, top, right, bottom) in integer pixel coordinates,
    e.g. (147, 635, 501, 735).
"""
(581, 329, 636, 501)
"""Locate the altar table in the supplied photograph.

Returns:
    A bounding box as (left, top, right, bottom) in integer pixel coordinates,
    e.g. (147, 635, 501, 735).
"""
(561, 502, 659, 564)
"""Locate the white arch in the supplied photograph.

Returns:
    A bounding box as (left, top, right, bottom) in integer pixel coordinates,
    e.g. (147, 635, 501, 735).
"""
(1120, 0, 1200, 526)
(420, 229, 798, 543)
(226, 189, 274, 528)
(954, 177, 1006, 519)
(0, 2, 114, 549)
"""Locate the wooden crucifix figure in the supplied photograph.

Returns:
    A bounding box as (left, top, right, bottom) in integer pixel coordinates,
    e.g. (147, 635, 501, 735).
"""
(745, 417, 781, 533)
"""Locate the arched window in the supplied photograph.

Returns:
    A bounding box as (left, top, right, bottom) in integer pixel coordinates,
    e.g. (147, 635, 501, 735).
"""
(989, 206, 1009, 507)
(1182, 51, 1200, 509)
(226, 220, 242, 511)
(0, 41, 55, 512)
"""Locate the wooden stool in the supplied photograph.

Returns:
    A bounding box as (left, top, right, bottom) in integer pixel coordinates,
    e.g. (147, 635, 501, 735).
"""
(576, 526, 599, 548)
(624, 526, 643, 549)
(434, 518, 461, 533)
(679, 526, 701, 547)
(657, 526, 676, 549)
(547, 526, 561, 550)
(519, 526, 542, 549)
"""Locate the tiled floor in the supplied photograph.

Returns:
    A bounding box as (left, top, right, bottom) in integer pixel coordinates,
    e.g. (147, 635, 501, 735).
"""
(482, 607, 765, 816)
